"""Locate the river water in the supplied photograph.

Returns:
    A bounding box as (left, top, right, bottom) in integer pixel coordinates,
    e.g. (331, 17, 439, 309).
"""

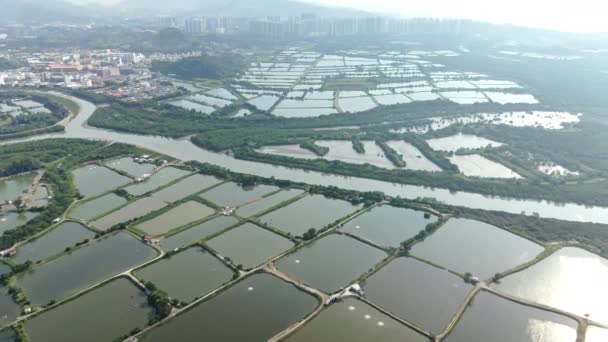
(4, 92, 608, 224)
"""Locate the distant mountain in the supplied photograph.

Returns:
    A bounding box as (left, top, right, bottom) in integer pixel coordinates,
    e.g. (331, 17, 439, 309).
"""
(117, 0, 364, 17)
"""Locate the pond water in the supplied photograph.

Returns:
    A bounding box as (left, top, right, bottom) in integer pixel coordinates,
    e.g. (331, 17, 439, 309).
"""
(237, 189, 304, 218)
(0, 263, 10, 276)
(485, 92, 539, 104)
(272, 108, 339, 118)
(426, 134, 503, 152)
(123, 167, 190, 196)
(187, 94, 232, 108)
(470, 80, 521, 89)
(285, 298, 429, 342)
(200, 182, 278, 208)
(17, 232, 157, 305)
(206, 88, 237, 101)
(0, 173, 34, 202)
(256, 145, 319, 160)
(276, 99, 334, 108)
(0, 212, 39, 235)
(364, 257, 472, 334)
(445, 291, 577, 342)
(168, 100, 214, 114)
(72, 165, 131, 198)
(317, 140, 396, 169)
(449, 154, 522, 179)
(0, 286, 20, 327)
(277, 234, 387, 293)
(151, 174, 222, 203)
(408, 92, 442, 102)
(343, 205, 437, 248)
(411, 218, 543, 280)
(258, 194, 360, 236)
(135, 246, 234, 303)
(69, 193, 127, 221)
(586, 326, 608, 342)
(0, 329, 15, 342)
(393, 112, 580, 134)
(435, 80, 476, 89)
(206, 223, 294, 270)
(338, 96, 377, 113)
(373, 94, 412, 106)
(248, 95, 280, 111)
(135, 201, 214, 236)
(9, 92, 608, 224)
(386, 141, 442, 172)
(441, 91, 488, 105)
(14, 222, 95, 264)
(24, 278, 153, 342)
(140, 273, 318, 342)
(493, 247, 608, 325)
(305, 91, 335, 100)
(104, 157, 156, 178)
(91, 196, 167, 231)
(161, 216, 238, 252)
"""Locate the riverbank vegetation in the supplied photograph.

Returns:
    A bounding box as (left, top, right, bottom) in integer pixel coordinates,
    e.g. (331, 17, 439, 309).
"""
(0, 92, 69, 137)
(0, 139, 154, 250)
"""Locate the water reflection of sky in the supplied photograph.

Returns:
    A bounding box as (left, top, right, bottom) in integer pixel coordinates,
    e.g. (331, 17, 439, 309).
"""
(496, 247, 608, 324)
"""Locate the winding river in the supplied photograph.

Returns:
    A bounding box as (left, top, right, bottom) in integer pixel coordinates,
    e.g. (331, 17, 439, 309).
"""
(4, 92, 608, 224)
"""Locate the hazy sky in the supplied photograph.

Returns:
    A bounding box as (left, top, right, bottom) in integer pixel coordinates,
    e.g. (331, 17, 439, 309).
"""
(66, 0, 607, 33)
(301, 0, 607, 33)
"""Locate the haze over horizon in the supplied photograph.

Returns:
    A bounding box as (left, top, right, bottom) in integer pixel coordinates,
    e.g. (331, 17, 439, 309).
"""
(63, 0, 607, 33)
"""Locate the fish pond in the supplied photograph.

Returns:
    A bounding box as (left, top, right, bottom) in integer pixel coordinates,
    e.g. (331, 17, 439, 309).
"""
(123, 167, 190, 196)
(449, 154, 522, 179)
(343, 205, 437, 248)
(316, 140, 396, 169)
(134, 201, 214, 236)
(14, 222, 95, 264)
(237, 189, 304, 218)
(23, 278, 153, 342)
(493, 247, 608, 324)
(364, 257, 472, 334)
(151, 174, 222, 203)
(91, 196, 167, 231)
(411, 218, 543, 280)
(258, 195, 360, 236)
(104, 157, 156, 178)
(0, 211, 39, 234)
(386, 141, 442, 172)
(72, 165, 131, 198)
(0, 173, 34, 202)
(0, 329, 15, 342)
(586, 326, 608, 342)
(285, 298, 429, 342)
(426, 134, 503, 152)
(199, 182, 278, 207)
(68, 193, 127, 221)
(160, 216, 238, 252)
(139, 273, 318, 342)
(135, 246, 234, 303)
(277, 234, 387, 293)
(206, 223, 294, 270)
(0, 286, 20, 327)
(445, 291, 577, 342)
(17, 232, 157, 305)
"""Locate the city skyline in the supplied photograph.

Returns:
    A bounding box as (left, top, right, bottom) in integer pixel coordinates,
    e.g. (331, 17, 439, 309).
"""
(62, 0, 608, 33)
